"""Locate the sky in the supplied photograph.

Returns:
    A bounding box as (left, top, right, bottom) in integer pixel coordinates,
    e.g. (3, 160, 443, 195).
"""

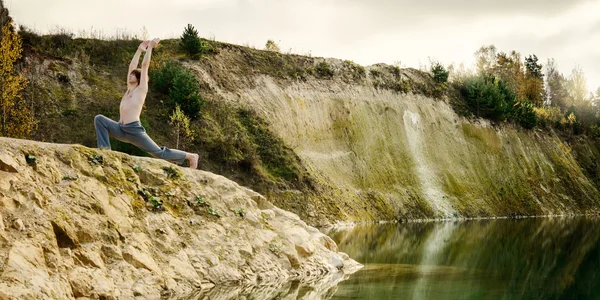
(6, 0, 600, 93)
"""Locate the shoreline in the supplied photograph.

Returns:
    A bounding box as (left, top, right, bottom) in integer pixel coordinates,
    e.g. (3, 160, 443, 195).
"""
(318, 213, 600, 229)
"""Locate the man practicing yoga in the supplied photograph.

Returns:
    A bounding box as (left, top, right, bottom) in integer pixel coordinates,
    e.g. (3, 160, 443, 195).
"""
(94, 39, 199, 168)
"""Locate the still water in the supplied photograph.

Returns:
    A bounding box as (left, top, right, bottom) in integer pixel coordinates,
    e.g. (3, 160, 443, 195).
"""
(182, 217, 600, 299)
(326, 217, 600, 300)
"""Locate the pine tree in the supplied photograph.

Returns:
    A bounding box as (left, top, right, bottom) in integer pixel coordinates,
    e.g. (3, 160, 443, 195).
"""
(0, 18, 36, 138)
(179, 24, 204, 58)
(519, 54, 544, 107)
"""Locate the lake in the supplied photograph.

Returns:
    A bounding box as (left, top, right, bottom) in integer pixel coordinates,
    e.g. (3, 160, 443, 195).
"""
(182, 217, 600, 299)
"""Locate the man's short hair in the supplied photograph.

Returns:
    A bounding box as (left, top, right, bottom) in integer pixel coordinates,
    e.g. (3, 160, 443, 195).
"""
(130, 68, 141, 83)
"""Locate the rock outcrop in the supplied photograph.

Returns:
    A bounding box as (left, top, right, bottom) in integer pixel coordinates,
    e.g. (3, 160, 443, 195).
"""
(0, 138, 360, 299)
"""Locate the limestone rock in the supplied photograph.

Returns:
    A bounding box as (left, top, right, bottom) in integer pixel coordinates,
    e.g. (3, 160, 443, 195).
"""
(331, 253, 344, 270)
(0, 138, 361, 299)
(12, 219, 24, 231)
(0, 153, 19, 173)
(122, 245, 159, 272)
(295, 242, 315, 257)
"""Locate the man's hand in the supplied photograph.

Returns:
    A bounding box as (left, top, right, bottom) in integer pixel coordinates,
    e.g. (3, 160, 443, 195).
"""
(149, 38, 160, 49)
(138, 40, 150, 52)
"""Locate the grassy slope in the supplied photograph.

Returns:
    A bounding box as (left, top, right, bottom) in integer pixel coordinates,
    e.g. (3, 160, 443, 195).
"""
(16, 33, 600, 224)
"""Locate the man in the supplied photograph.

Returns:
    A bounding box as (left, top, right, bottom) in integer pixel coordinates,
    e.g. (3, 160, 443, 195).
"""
(94, 39, 199, 168)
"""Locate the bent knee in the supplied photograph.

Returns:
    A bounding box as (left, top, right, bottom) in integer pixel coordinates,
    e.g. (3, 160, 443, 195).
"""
(94, 115, 105, 125)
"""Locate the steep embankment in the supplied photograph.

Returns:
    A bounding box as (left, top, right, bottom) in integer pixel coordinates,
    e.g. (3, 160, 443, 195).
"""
(18, 37, 600, 225)
(0, 138, 360, 299)
(187, 48, 600, 221)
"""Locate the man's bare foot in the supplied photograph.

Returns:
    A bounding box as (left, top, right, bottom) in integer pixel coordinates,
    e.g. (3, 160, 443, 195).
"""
(187, 153, 199, 169)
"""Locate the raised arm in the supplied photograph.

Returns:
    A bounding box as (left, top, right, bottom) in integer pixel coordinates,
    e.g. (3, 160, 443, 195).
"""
(129, 41, 148, 79)
(140, 38, 159, 90)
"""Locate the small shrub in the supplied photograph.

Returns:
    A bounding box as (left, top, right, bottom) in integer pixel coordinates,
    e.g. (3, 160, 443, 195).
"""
(388, 65, 402, 79)
(370, 69, 382, 78)
(152, 61, 204, 119)
(561, 112, 578, 129)
(88, 154, 104, 166)
(138, 187, 156, 201)
(431, 62, 449, 83)
(25, 154, 37, 165)
(315, 61, 334, 78)
(170, 104, 196, 150)
(62, 175, 79, 181)
(61, 107, 77, 117)
(343, 60, 365, 81)
(133, 165, 141, 173)
(261, 211, 269, 221)
(170, 69, 203, 118)
(268, 243, 281, 256)
(195, 195, 208, 206)
(232, 208, 246, 217)
(511, 100, 537, 129)
(587, 125, 600, 138)
(265, 39, 280, 52)
(150, 196, 163, 210)
(151, 60, 179, 94)
(208, 207, 221, 217)
(534, 106, 562, 128)
(162, 166, 182, 179)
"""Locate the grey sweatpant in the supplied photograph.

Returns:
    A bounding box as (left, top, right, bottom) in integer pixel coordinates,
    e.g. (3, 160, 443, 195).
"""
(94, 115, 187, 165)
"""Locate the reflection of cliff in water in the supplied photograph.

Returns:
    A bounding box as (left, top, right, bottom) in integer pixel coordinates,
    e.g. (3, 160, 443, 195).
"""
(324, 217, 600, 299)
(175, 218, 600, 299)
(172, 269, 351, 300)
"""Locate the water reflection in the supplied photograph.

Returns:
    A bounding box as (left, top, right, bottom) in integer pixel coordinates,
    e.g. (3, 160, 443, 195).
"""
(175, 217, 600, 299)
(171, 270, 352, 300)
(325, 217, 600, 299)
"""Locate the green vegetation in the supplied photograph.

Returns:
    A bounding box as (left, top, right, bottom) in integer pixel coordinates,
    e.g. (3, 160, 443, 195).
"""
(343, 60, 366, 82)
(460, 74, 537, 128)
(194, 195, 207, 206)
(315, 61, 334, 78)
(132, 165, 141, 173)
(268, 243, 281, 256)
(25, 154, 36, 165)
(138, 187, 165, 211)
(11, 13, 600, 224)
(88, 154, 104, 166)
(265, 39, 280, 52)
(62, 174, 78, 181)
(169, 104, 196, 149)
(208, 207, 221, 217)
(261, 212, 269, 221)
(237, 109, 304, 182)
(162, 166, 182, 179)
(1, 19, 35, 138)
(453, 45, 600, 134)
(150, 196, 163, 210)
(151, 60, 204, 119)
(232, 208, 245, 217)
(430, 62, 449, 83)
(180, 24, 208, 59)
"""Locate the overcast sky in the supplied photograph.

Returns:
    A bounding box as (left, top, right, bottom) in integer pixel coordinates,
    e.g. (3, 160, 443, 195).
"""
(7, 0, 600, 93)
